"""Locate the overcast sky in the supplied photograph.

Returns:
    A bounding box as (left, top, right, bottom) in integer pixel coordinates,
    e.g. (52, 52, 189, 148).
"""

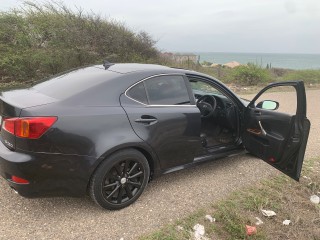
(1, 0, 320, 54)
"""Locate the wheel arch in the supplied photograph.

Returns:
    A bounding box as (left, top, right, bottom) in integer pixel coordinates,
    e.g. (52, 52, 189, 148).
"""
(87, 143, 160, 192)
(131, 146, 155, 179)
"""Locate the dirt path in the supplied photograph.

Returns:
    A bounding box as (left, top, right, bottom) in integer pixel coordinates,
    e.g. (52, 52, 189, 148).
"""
(0, 89, 319, 240)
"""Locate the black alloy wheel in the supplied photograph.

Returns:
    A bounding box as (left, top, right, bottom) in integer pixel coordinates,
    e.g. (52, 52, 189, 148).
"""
(89, 149, 150, 210)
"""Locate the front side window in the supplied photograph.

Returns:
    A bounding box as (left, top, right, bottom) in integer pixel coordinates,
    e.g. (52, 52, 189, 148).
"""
(189, 79, 223, 96)
(253, 86, 297, 115)
(144, 75, 190, 105)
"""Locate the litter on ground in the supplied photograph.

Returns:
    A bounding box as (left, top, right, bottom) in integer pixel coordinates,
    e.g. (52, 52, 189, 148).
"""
(193, 224, 207, 240)
(176, 225, 184, 231)
(261, 209, 277, 217)
(205, 215, 215, 222)
(255, 217, 264, 225)
(310, 195, 320, 204)
(282, 219, 291, 225)
(245, 225, 257, 236)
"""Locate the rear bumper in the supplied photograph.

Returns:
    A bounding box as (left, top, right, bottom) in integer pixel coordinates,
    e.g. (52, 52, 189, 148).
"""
(0, 140, 96, 198)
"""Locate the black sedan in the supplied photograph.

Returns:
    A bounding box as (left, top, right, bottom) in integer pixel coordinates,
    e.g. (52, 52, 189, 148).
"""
(0, 63, 310, 210)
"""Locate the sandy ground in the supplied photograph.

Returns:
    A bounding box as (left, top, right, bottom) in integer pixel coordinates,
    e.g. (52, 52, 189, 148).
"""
(0, 89, 319, 240)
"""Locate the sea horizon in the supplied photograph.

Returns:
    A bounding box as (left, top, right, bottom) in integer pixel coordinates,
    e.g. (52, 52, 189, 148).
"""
(194, 51, 320, 55)
(178, 52, 320, 70)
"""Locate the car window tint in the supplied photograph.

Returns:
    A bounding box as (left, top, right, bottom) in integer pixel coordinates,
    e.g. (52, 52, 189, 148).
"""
(127, 82, 148, 104)
(32, 66, 119, 99)
(189, 80, 223, 96)
(144, 76, 191, 105)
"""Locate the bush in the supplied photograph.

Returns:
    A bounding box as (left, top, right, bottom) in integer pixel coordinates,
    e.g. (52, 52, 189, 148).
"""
(0, 1, 159, 82)
(282, 69, 320, 84)
(201, 61, 213, 66)
(232, 63, 270, 86)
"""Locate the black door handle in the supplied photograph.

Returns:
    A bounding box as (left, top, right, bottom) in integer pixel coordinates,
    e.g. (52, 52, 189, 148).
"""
(135, 115, 158, 124)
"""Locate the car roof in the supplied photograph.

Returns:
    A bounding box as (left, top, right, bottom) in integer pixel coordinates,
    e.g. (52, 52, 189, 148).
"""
(30, 63, 211, 106)
(106, 63, 174, 74)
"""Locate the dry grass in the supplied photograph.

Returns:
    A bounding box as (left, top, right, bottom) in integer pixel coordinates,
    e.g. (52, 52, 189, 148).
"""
(212, 158, 320, 240)
(140, 158, 320, 240)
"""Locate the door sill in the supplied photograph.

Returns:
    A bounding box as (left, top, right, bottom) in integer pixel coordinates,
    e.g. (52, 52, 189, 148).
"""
(195, 142, 242, 157)
(193, 145, 244, 163)
(161, 145, 244, 175)
(206, 143, 237, 153)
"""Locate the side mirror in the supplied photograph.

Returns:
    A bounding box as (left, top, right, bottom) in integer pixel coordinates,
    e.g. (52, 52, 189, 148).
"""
(256, 100, 279, 110)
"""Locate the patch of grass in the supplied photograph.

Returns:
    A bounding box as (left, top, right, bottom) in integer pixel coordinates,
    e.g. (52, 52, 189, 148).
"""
(140, 210, 206, 240)
(140, 226, 182, 240)
(282, 69, 320, 84)
(177, 64, 320, 87)
(213, 198, 268, 240)
(140, 158, 320, 240)
(0, 81, 30, 91)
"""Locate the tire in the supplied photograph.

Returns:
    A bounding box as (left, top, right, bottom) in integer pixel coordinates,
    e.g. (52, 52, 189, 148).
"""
(89, 149, 150, 210)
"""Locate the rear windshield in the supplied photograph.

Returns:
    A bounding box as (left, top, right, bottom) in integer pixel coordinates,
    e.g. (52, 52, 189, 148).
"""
(32, 66, 118, 99)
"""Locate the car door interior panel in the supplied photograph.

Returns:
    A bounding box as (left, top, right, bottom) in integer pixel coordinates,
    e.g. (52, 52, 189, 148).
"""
(243, 109, 292, 161)
(242, 81, 310, 180)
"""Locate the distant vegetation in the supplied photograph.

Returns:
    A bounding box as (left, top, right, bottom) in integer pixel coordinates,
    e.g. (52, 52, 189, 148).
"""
(161, 58, 320, 87)
(0, 1, 159, 83)
(0, 1, 319, 90)
(175, 61, 320, 87)
(281, 69, 320, 84)
(232, 63, 270, 86)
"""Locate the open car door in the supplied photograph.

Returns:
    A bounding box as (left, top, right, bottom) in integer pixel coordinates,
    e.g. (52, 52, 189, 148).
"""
(242, 81, 310, 181)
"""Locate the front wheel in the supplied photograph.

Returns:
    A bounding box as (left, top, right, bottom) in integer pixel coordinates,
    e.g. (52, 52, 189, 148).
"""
(89, 149, 150, 210)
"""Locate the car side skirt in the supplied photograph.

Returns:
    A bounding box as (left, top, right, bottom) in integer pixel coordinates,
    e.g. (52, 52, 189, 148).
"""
(156, 146, 245, 176)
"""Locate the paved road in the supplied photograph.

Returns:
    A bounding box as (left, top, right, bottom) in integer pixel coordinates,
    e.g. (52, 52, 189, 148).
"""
(0, 89, 319, 240)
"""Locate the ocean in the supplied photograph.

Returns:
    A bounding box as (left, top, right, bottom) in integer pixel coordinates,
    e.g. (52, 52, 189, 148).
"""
(196, 52, 320, 70)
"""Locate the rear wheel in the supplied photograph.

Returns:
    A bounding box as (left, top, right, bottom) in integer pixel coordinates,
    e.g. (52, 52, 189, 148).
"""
(90, 149, 150, 210)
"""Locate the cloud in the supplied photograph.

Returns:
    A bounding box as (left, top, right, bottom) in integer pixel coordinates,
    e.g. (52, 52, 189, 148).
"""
(1, 0, 319, 53)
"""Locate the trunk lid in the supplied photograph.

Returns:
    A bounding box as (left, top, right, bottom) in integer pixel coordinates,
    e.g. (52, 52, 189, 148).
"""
(0, 88, 57, 150)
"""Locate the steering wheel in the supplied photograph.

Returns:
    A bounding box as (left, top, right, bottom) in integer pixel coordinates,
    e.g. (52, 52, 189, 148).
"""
(197, 95, 217, 118)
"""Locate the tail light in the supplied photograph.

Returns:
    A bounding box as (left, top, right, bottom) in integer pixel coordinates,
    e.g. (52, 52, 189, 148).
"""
(11, 175, 30, 184)
(2, 117, 57, 139)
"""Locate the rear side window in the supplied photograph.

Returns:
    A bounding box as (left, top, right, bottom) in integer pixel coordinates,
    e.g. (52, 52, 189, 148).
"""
(127, 82, 148, 104)
(145, 75, 191, 105)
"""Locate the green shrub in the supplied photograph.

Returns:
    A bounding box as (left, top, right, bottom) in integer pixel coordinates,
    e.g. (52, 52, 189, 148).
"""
(232, 63, 270, 86)
(201, 61, 213, 66)
(282, 69, 320, 84)
(0, 1, 159, 82)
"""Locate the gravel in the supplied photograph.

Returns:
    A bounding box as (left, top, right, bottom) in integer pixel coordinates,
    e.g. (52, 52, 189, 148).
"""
(0, 89, 319, 240)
